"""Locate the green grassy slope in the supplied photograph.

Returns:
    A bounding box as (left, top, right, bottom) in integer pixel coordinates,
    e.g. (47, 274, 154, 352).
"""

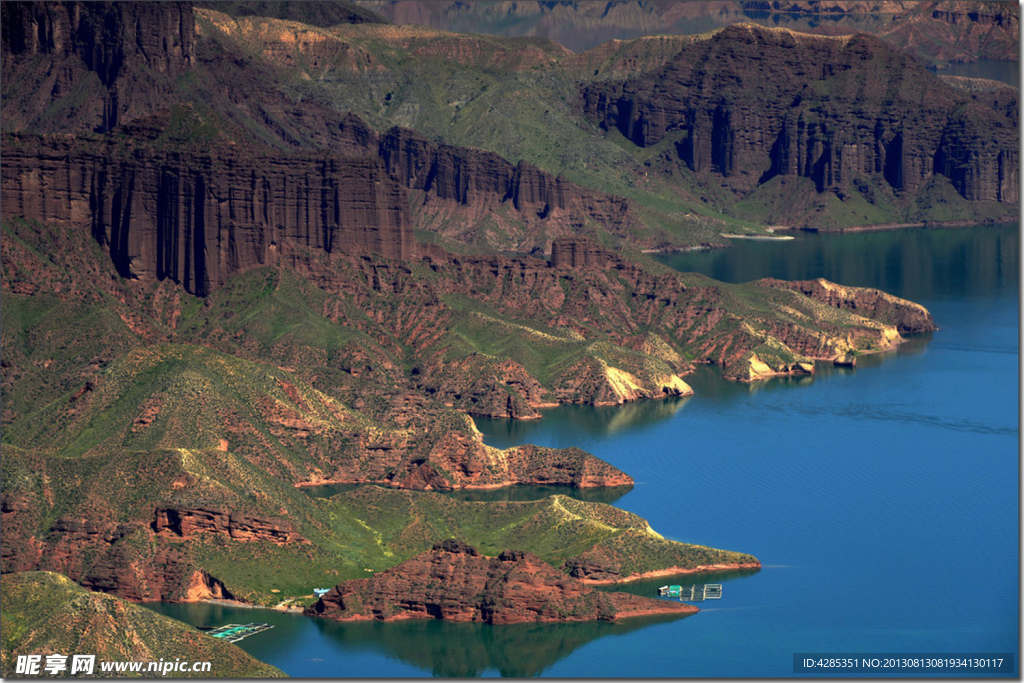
(1, 572, 286, 678)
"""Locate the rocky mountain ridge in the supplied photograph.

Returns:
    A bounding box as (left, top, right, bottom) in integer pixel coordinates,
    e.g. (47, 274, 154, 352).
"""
(0, 2, 195, 133)
(582, 24, 1018, 209)
(0, 0, 951, 628)
(1, 132, 416, 295)
(306, 539, 700, 623)
(3, 2, 1016, 247)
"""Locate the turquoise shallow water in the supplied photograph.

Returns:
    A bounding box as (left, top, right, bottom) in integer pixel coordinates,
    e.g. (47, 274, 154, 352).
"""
(148, 225, 1019, 677)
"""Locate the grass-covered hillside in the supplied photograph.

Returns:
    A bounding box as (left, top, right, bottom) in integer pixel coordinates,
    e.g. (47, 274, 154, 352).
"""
(0, 571, 286, 677)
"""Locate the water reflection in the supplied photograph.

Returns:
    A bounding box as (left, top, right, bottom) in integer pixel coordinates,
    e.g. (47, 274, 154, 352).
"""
(142, 602, 314, 664)
(595, 568, 762, 599)
(369, 4, 899, 54)
(475, 396, 689, 449)
(659, 225, 1019, 301)
(145, 601, 693, 678)
(440, 484, 633, 505)
(739, 9, 893, 35)
(306, 613, 694, 677)
(929, 59, 1020, 87)
(683, 334, 934, 400)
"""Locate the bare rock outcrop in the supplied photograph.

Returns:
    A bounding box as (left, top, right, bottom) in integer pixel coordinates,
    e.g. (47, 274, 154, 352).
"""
(151, 506, 307, 544)
(1, 134, 416, 295)
(305, 541, 697, 624)
(550, 237, 622, 271)
(1, 1, 195, 132)
(582, 24, 1018, 206)
(376, 127, 642, 250)
(757, 277, 937, 335)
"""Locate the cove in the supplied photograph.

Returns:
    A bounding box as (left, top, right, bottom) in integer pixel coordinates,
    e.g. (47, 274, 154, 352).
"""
(148, 225, 1019, 677)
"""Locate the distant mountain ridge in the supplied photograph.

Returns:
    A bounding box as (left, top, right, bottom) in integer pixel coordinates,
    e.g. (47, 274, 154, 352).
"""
(582, 24, 1018, 208)
(355, 0, 1019, 64)
(2, 1, 1017, 243)
(0, 0, 975, 634)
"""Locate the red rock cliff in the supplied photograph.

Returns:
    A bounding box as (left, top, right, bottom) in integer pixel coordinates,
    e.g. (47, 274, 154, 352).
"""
(1, 1, 195, 132)
(582, 24, 1018, 204)
(375, 126, 642, 249)
(1, 134, 416, 295)
(306, 540, 697, 624)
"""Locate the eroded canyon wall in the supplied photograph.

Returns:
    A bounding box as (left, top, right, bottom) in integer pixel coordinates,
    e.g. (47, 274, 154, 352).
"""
(1, 135, 415, 294)
(0, 1, 195, 133)
(582, 24, 1018, 204)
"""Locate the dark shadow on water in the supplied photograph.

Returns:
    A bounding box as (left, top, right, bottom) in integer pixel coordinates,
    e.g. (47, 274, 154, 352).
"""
(300, 482, 365, 499)
(306, 611, 694, 677)
(142, 601, 313, 664)
(682, 332, 934, 402)
(441, 483, 634, 505)
(473, 332, 938, 448)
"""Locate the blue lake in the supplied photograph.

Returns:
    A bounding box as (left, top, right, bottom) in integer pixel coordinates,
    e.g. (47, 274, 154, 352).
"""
(149, 225, 1019, 677)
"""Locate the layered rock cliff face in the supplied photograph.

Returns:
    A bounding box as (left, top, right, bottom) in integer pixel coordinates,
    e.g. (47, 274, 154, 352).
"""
(756, 278, 937, 335)
(1, 134, 415, 295)
(550, 237, 621, 270)
(371, 124, 641, 251)
(582, 24, 1018, 205)
(306, 540, 697, 624)
(325, 436, 633, 491)
(1, 513, 236, 602)
(151, 506, 306, 544)
(873, 1, 1020, 64)
(0, 2, 195, 133)
(1, 1, 642, 258)
(1, 474, 301, 600)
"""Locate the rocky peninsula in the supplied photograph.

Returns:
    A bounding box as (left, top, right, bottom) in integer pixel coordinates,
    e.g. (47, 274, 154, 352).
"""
(306, 540, 699, 624)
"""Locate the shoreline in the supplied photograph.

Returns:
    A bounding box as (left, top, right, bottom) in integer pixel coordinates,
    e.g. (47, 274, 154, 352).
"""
(176, 560, 762, 612)
(200, 597, 306, 613)
(720, 233, 795, 241)
(779, 217, 1018, 234)
(579, 561, 762, 586)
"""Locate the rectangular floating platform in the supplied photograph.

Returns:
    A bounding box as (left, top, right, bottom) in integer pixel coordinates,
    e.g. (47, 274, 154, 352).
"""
(207, 622, 274, 643)
(658, 584, 723, 601)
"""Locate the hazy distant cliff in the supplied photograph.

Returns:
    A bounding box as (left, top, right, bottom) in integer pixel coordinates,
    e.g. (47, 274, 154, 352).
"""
(582, 24, 1018, 205)
(0, 1, 195, 132)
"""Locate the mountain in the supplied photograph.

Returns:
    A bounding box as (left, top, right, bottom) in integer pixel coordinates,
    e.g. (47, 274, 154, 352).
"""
(0, 571, 286, 677)
(1, 438, 753, 604)
(355, 1, 1020, 65)
(306, 539, 700, 623)
(1, 0, 942, 626)
(582, 24, 1018, 228)
(2, 2, 1016, 248)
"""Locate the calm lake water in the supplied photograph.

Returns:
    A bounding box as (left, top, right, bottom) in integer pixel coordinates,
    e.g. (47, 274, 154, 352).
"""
(148, 225, 1019, 677)
(929, 60, 1021, 87)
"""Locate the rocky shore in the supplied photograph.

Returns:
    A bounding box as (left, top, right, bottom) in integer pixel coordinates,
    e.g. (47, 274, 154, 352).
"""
(305, 540, 699, 624)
